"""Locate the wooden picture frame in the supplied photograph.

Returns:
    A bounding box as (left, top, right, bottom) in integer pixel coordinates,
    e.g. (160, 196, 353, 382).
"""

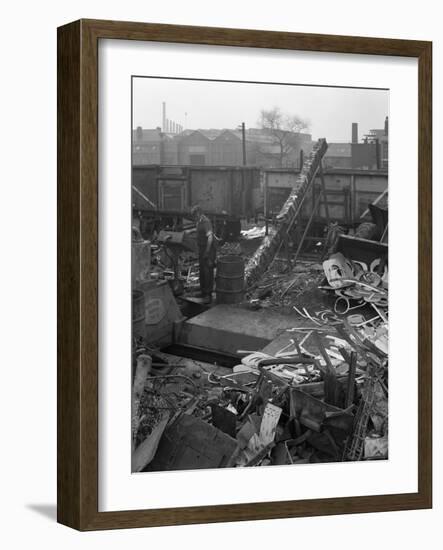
(57, 19, 432, 530)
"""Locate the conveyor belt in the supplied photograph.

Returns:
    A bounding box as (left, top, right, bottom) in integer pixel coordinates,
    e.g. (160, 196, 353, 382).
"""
(244, 139, 328, 287)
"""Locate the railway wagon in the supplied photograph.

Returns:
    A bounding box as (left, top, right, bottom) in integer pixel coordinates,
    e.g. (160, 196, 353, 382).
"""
(265, 168, 388, 226)
(133, 164, 261, 237)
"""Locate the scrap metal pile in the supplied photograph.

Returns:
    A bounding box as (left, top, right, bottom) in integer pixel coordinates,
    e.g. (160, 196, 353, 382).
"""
(131, 248, 388, 471)
(244, 139, 328, 288)
(321, 251, 388, 322)
(247, 261, 326, 310)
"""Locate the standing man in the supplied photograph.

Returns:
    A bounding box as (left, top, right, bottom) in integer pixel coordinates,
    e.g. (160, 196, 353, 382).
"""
(191, 205, 216, 304)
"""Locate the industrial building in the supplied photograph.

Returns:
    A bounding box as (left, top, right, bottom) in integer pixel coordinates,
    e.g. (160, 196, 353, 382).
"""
(133, 126, 313, 168)
(321, 118, 389, 170)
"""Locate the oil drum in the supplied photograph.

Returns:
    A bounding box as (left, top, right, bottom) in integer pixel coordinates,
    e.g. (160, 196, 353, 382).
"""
(215, 255, 245, 304)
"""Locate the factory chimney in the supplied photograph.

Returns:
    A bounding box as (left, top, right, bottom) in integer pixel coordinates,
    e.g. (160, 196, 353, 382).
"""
(351, 122, 358, 144)
(384, 116, 389, 136)
(162, 102, 166, 132)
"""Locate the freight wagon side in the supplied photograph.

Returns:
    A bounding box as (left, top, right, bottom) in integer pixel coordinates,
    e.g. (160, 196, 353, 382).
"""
(132, 165, 261, 239)
(265, 168, 388, 226)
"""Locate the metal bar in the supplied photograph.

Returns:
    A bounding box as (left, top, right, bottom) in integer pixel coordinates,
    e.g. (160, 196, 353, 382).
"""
(318, 161, 330, 225)
(360, 187, 388, 218)
(284, 233, 292, 269)
(291, 190, 323, 265)
(380, 222, 389, 243)
(345, 351, 357, 407)
(313, 332, 338, 407)
(132, 185, 157, 209)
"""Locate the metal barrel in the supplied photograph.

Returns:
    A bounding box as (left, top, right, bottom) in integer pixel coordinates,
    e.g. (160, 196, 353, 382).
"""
(132, 289, 146, 340)
(215, 255, 245, 304)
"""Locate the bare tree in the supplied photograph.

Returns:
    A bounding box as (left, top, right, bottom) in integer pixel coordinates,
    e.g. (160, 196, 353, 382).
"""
(256, 107, 309, 167)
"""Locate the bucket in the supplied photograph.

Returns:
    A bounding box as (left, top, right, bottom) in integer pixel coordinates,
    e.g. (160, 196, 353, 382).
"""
(216, 255, 245, 304)
(132, 289, 146, 341)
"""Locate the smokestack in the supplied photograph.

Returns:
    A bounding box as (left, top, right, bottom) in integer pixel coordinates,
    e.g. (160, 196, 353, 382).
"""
(162, 102, 166, 132)
(352, 122, 358, 144)
(384, 116, 389, 136)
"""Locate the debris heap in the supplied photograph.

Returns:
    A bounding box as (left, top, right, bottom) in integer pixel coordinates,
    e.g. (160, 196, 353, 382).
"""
(131, 279, 388, 471)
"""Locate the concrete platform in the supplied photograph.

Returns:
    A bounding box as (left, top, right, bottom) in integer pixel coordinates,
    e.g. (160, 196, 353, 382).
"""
(179, 304, 301, 355)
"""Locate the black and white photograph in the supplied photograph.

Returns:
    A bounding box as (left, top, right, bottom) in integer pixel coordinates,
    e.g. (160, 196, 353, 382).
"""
(1, 0, 438, 540)
(131, 76, 389, 473)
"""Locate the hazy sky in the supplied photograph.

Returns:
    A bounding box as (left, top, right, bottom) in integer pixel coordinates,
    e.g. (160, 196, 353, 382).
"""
(132, 77, 389, 142)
